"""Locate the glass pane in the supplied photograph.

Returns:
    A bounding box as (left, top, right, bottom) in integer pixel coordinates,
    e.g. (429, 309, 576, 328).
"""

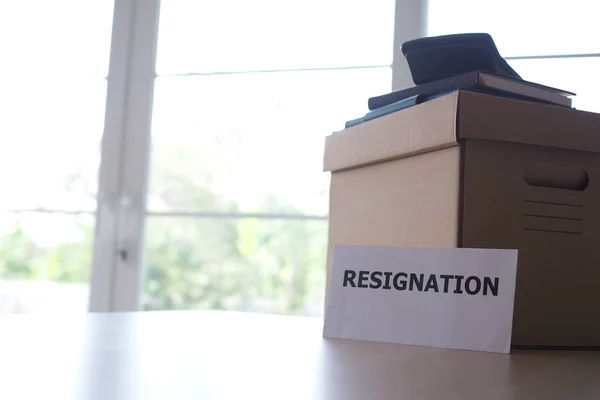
(0, 2, 112, 313)
(0, 1, 113, 212)
(428, 0, 600, 57)
(0, 79, 107, 211)
(148, 68, 391, 215)
(156, 0, 395, 74)
(0, 1, 114, 78)
(0, 212, 94, 313)
(508, 57, 600, 113)
(143, 217, 327, 316)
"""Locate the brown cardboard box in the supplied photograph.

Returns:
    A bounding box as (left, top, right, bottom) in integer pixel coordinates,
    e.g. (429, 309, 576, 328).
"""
(323, 90, 600, 347)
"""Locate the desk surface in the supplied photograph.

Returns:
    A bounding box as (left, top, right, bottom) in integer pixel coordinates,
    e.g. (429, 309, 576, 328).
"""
(1, 311, 600, 399)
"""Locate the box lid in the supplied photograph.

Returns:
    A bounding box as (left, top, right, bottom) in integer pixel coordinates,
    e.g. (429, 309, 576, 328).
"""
(324, 91, 600, 172)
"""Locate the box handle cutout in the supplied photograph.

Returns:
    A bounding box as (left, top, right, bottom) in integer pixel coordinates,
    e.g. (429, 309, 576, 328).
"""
(524, 163, 588, 191)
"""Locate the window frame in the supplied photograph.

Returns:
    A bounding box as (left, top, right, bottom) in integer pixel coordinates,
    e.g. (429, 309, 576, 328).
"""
(90, 0, 427, 312)
(90, 0, 160, 312)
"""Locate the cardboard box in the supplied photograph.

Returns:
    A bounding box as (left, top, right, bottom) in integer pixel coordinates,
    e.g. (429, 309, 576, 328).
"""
(323, 90, 600, 348)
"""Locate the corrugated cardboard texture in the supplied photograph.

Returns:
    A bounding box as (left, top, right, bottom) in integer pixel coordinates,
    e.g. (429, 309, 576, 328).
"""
(326, 147, 462, 287)
(462, 139, 600, 347)
(323, 92, 459, 172)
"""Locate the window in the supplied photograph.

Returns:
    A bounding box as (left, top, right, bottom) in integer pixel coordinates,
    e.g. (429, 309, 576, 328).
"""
(0, 0, 400, 314)
(143, 0, 394, 315)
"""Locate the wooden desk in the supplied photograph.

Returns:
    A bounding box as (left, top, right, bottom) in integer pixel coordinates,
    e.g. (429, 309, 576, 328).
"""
(1, 311, 600, 399)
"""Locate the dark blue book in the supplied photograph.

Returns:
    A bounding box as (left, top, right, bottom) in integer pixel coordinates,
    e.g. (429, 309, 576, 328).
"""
(345, 93, 446, 129)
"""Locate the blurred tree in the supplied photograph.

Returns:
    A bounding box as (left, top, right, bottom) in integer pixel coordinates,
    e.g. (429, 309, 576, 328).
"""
(0, 145, 327, 316)
(143, 146, 327, 315)
(0, 215, 93, 283)
(143, 209, 326, 315)
(0, 221, 38, 279)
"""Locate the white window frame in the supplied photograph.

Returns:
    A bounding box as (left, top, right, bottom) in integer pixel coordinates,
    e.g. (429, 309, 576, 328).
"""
(89, 0, 428, 312)
(90, 0, 160, 312)
(392, 0, 429, 90)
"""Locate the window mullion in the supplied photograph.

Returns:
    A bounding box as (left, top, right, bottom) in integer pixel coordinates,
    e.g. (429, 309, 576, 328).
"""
(391, 0, 429, 91)
(89, 0, 160, 312)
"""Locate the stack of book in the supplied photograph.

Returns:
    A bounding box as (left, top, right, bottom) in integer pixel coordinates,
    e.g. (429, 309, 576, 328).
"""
(346, 71, 576, 129)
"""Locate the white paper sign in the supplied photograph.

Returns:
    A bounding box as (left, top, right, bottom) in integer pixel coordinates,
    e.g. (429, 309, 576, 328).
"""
(323, 246, 518, 353)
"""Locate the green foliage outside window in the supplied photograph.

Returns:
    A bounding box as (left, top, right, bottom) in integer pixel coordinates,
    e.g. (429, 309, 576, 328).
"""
(0, 145, 327, 316)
